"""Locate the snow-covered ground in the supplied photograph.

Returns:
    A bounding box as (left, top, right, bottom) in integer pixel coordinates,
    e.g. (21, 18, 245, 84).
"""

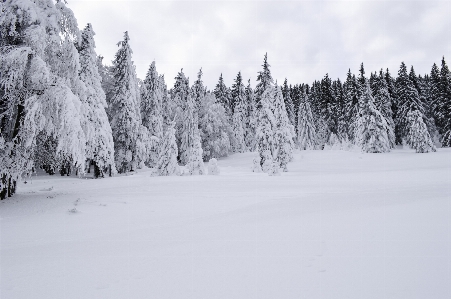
(1, 149, 450, 299)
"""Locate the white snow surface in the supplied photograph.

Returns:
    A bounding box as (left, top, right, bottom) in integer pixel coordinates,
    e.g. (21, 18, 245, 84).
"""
(1, 149, 450, 299)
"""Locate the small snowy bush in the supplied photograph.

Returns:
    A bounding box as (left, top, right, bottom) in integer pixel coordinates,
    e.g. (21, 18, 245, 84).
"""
(251, 156, 262, 173)
(207, 158, 220, 175)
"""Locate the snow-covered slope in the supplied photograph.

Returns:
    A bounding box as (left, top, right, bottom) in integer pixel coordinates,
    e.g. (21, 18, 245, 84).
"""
(1, 149, 450, 299)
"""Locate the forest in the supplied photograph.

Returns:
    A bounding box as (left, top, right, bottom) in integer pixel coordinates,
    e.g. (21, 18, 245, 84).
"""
(1, 0, 450, 200)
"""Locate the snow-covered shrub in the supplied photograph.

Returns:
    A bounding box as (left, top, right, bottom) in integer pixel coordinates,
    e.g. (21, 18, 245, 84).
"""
(251, 156, 262, 173)
(186, 134, 206, 175)
(207, 158, 220, 175)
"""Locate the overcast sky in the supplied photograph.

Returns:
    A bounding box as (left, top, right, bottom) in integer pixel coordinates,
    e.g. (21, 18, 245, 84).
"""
(69, 0, 451, 90)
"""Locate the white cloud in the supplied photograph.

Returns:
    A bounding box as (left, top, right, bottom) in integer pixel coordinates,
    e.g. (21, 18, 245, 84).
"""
(69, 0, 451, 89)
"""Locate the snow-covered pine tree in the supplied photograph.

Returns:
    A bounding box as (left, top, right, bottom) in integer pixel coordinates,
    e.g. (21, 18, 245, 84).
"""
(255, 53, 274, 106)
(256, 86, 276, 169)
(395, 62, 425, 142)
(179, 88, 198, 165)
(273, 84, 295, 171)
(1, 0, 87, 198)
(198, 92, 231, 160)
(372, 69, 396, 148)
(78, 23, 115, 177)
(355, 83, 391, 153)
(244, 79, 257, 150)
(333, 78, 347, 139)
(231, 72, 247, 152)
(186, 131, 205, 175)
(297, 86, 317, 150)
(437, 57, 451, 146)
(310, 81, 329, 148)
(406, 110, 436, 153)
(282, 78, 295, 127)
(140, 61, 164, 167)
(191, 68, 206, 113)
(320, 74, 337, 135)
(214, 73, 232, 117)
(141, 61, 164, 138)
(155, 121, 180, 176)
(109, 31, 141, 173)
(344, 69, 360, 141)
(170, 69, 190, 149)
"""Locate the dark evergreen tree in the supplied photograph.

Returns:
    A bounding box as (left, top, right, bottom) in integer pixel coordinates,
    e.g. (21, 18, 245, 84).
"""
(372, 69, 396, 147)
(214, 73, 232, 117)
(395, 62, 425, 141)
(344, 69, 359, 141)
(282, 79, 295, 126)
(438, 57, 451, 146)
(255, 53, 274, 106)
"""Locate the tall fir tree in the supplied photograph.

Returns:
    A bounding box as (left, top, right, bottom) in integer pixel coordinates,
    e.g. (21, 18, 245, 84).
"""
(244, 79, 257, 150)
(255, 53, 274, 106)
(155, 121, 180, 176)
(110, 31, 142, 173)
(231, 72, 247, 152)
(372, 69, 396, 148)
(297, 86, 317, 150)
(344, 69, 360, 141)
(355, 83, 391, 153)
(273, 84, 295, 171)
(438, 57, 451, 146)
(282, 78, 295, 126)
(78, 23, 116, 177)
(395, 62, 425, 141)
(214, 73, 232, 117)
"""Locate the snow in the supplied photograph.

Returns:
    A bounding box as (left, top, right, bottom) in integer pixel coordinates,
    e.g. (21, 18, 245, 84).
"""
(1, 149, 450, 299)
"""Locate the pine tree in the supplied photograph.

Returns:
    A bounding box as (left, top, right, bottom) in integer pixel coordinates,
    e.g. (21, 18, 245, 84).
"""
(1, 0, 86, 198)
(297, 87, 317, 150)
(231, 72, 247, 152)
(372, 69, 396, 148)
(109, 31, 141, 173)
(155, 121, 180, 176)
(282, 78, 295, 126)
(438, 57, 451, 146)
(179, 90, 198, 165)
(214, 73, 232, 117)
(256, 87, 276, 168)
(395, 62, 425, 141)
(406, 110, 436, 153)
(355, 83, 391, 153)
(244, 79, 257, 150)
(344, 69, 360, 141)
(273, 85, 295, 171)
(198, 92, 231, 160)
(255, 53, 274, 106)
(186, 131, 205, 175)
(191, 68, 206, 113)
(78, 23, 116, 177)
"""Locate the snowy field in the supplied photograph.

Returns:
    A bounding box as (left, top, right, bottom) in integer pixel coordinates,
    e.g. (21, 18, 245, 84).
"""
(1, 149, 450, 299)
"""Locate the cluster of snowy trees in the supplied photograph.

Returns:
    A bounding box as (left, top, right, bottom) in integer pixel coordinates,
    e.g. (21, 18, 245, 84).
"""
(1, 0, 450, 199)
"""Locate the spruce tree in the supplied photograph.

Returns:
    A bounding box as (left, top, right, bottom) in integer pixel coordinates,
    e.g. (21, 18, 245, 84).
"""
(255, 53, 274, 106)
(244, 79, 257, 150)
(179, 89, 198, 165)
(78, 23, 116, 177)
(155, 121, 180, 176)
(355, 84, 391, 153)
(297, 87, 317, 150)
(110, 31, 142, 173)
(344, 69, 360, 141)
(141, 61, 164, 139)
(395, 62, 425, 141)
(273, 85, 295, 171)
(256, 87, 276, 168)
(372, 69, 396, 148)
(438, 57, 451, 146)
(231, 72, 247, 152)
(282, 78, 295, 126)
(406, 110, 436, 153)
(191, 68, 206, 113)
(214, 73, 232, 117)
(198, 92, 231, 160)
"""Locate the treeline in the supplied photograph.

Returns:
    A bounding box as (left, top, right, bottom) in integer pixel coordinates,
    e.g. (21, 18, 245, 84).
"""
(1, 0, 450, 199)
